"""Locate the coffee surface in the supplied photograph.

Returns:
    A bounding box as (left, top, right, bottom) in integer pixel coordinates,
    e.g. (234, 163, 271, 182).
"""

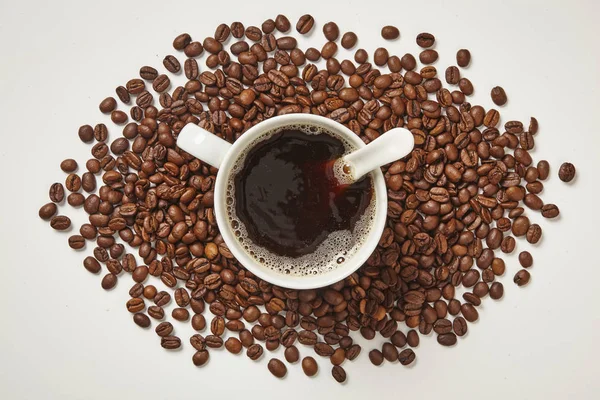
(233, 128, 373, 258)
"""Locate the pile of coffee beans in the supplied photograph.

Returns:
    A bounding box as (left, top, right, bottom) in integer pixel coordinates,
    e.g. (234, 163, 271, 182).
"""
(39, 14, 575, 383)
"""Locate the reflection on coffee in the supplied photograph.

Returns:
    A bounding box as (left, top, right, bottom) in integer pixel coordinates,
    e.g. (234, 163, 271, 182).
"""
(226, 125, 375, 276)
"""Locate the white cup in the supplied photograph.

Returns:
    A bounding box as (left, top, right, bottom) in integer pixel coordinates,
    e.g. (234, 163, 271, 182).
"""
(178, 114, 410, 289)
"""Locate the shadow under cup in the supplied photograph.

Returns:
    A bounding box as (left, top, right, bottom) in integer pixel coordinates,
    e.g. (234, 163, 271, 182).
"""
(212, 114, 388, 290)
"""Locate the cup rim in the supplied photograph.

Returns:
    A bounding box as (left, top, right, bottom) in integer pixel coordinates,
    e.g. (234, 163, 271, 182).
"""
(213, 114, 388, 289)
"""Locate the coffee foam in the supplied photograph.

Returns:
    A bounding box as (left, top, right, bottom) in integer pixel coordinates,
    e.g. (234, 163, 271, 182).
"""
(226, 124, 377, 277)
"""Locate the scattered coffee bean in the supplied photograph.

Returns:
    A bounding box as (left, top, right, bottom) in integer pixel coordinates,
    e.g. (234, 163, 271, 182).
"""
(296, 14, 314, 34)
(323, 21, 339, 41)
(39, 203, 58, 220)
(558, 162, 576, 182)
(161, 336, 181, 350)
(456, 49, 471, 67)
(247, 343, 263, 360)
(381, 25, 400, 40)
(341, 32, 358, 49)
(302, 356, 318, 376)
(416, 32, 435, 47)
(284, 345, 300, 363)
(491, 86, 507, 106)
(514, 269, 531, 286)
(331, 365, 346, 383)
(50, 215, 70, 230)
(99, 97, 117, 113)
(192, 350, 209, 366)
(101, 273, 117, 290)
(267, 358, 287, 378)
(398, 349, 416, 365)
(133, 313, 151, 328)
(49, 183, 65, 203)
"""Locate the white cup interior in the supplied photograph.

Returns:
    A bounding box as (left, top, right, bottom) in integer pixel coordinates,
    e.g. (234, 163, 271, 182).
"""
(214, 114, 388, 290)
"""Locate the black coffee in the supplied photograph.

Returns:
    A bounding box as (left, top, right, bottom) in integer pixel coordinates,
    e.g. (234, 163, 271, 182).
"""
(232, 128, 373, 259)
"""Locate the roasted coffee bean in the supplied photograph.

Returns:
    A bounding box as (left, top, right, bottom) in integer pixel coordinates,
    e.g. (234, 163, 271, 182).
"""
(133, 313, 151, 328)
(323, 21, 339, 41)
(296, 14, 314, 34)
(99, 97, 117, 113)
(39, 203, 57, 220)
(407, 330, 419, 347)
(456, 49, 471, 67)
(419, 49, 438, 64)
(101, 273, 117, 290)
(398, 349, 416, 365)
(140, 66, 158, 80)
(172, 307, 190, 321)
(68, 235, 85, 249)
(274, 14, 290, 32)
(489, 282, 504, 299)
(437, 333, 457, 346)
(83, 256, 101, 273)
(519, 251, 533, 268)
(154, 291, 171, 307)
(148, 306, 164, 320)
(416, 32, 435, 47)
(302, 356, 318, 376)
(461, 303, 479, 322)
(267, 358, 287, 378)
(189, 334, 205, 350)
(192, 350, 209, 366)
(541, 204, 559, 218)
(50, 215, 71, 230)
(445, 66, 460, 84)
(558, 162, 576, 182)
(60, 159, 78, 172)
(453, 317, 468, 336)
(341, 32, 358, 49)
(173, 33, 191, 50)
(284, 345, 299, 363)
(115, 86, 130, 103)
(382, 25, 400, 40)
(184, 41, 204, 57)
(491, 86, 507, 106)
(205, 335, 223, 348)
(49, 183, 65, 203)
(225, 337, 243, 354)
(331, 365, 346, 383)
(78, 125, 94, 143)
(514, 269, 531, 286)
(247, 343, 264, 360)
(374, 47, 389, 66)
(382, 342, 398, 362)
(161, 336, 181, 350)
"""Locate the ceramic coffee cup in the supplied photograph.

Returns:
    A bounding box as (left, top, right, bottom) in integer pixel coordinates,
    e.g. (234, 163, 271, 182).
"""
(177, 114, 413, 289)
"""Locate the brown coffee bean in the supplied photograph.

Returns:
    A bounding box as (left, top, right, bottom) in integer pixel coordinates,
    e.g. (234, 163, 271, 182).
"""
(518, 251, 534, 268)
(558, 162, 576, 182)
(398, 349, 416, 365)
(184, 41, 204, 57)
(437, 333, 457, 346)
(461, 303, 479, 322)
(407, 330, 419, 347)
(49, 183, 65, 203)
(39, 202, 58, 220)
(382, 25, 400, 40)
(374, 47, 389, 66)
(133, 313, 150, 328)
(68, 235, 85, 249)
(445, 66, 460, 84)
(296, 14, 314, 34)
(331, 365, 346, 383)
(83, 256, 101, 273)
(155, 322, 173, 337)
(60, 159, 78, 173)
(459, 78, 474, 95)
(491, 86, 507, 106)
(456, 49, 471, 67)
(101, 273, 117, 290)
(115, 86, 130, 103)
(341, 32, 358, 49)
(541, 204, 559, 218)
(225, 337, 243, 354)
(302, 356, 318, 376)
(514, 269, 531, 286)
(50, 215, 71, 230)
(192, 350, 209, 366)
(274, 14, 290, 32)
(172, 307, 189, 322)
(419, 49, 438, 64)
(416, 32, 435, 47)
(173, 33, 191, 50)
(453, 316, 468, 336)
(284, 345, 299, 363)
(490, 282, 504, 300)
(267, 358, 287, 378)
(148, 306, 164, 320)
(78, 125, 94, 143)
(161, 336, 181, 350)
(323, 21, 339, 41)
(247, 343, 263, 360)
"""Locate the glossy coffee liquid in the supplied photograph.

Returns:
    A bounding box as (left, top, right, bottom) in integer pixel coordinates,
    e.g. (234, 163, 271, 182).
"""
(227, 125, 374, 276)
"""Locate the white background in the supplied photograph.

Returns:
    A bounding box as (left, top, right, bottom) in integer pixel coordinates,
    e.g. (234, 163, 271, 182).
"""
(1, 0, 599, 399)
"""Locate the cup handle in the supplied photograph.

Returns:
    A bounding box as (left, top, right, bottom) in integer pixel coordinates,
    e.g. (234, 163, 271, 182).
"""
(177, 123, 233, 169)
